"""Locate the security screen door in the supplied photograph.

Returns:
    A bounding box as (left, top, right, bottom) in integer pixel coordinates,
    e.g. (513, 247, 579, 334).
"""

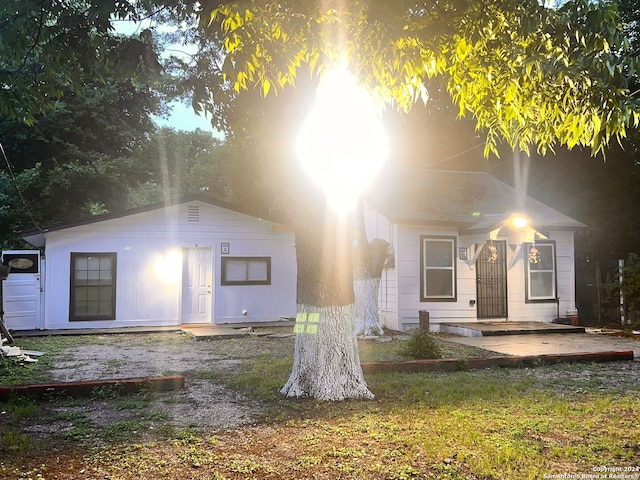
(475, 241, 508, 319)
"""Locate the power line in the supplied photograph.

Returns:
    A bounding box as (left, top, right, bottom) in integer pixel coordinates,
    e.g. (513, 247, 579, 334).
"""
(0, 142, 45, 233)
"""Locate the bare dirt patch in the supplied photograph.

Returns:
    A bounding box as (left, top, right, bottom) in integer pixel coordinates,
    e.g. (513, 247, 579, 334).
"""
(35, 332, 286, 433)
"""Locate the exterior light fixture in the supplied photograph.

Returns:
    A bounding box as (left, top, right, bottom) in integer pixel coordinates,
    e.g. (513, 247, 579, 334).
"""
(511, 215, 529, 229)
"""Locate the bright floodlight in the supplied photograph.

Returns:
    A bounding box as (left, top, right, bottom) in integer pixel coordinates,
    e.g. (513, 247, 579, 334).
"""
(511, 215, 529, 229)
(296, 69, 389, 215)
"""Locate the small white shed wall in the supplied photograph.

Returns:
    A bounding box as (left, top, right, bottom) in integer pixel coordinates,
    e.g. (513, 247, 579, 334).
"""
(42, 201, 296, 330)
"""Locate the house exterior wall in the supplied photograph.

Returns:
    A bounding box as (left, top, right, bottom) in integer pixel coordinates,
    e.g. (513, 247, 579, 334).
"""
(40, 201, 296, 330)
(364, 205, 578, 331)
(396, 224, 476, 330)
(505, 230, 576, 322)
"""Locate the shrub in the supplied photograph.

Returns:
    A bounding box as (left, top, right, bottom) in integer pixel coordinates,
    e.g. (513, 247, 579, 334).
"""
(399, 330, 442, 359)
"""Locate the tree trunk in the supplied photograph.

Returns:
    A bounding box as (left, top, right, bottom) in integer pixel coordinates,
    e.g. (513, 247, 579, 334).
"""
(281, 304, 373, 400)
(280, 185, 373, 401)
(354, 238, 389, 336)
(354, 275, 384, 337)
(353, 203, 389, 337)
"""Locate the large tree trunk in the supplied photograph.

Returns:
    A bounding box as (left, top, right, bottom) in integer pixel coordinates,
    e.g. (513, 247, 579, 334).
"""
(280, 186, 373, 401)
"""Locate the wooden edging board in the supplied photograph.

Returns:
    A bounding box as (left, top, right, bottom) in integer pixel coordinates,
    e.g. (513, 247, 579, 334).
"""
(0, 375, 185, 402)
(360, 350, 634, 374)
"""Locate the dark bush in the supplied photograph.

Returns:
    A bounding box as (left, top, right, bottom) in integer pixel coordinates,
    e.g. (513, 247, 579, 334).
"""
(399, 330, 443, 359)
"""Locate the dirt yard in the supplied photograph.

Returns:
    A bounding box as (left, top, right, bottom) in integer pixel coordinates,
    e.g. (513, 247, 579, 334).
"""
(25, 331, 288, 435)
(2, 329, 640, 479)
(11, 328, 640, 439)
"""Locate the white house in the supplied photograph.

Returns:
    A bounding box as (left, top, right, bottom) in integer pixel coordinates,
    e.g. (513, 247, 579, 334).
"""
(3, 170, 585, 334)
(4, 196, 297, 331)
(364, 169, 586, 331)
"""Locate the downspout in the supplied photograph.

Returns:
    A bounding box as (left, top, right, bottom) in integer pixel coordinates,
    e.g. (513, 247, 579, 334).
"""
(39, 230, 47, 330)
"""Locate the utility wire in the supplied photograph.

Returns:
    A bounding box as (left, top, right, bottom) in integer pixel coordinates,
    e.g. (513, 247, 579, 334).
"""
(0, 142, 45, 233)
(424, 142, 485, 168)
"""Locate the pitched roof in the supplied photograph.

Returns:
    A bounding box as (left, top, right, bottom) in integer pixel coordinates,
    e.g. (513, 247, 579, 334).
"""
(364, 169, 586, 231)
(20, 194, 282, 247)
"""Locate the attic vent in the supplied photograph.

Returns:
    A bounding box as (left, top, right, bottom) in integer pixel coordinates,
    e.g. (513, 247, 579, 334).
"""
(187, 205, 200, 223)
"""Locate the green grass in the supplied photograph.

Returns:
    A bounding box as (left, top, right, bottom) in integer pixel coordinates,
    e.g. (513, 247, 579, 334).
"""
(55, 378, 638, 479)
(1, 332, 638, 479)
(204, 352, 640, 478)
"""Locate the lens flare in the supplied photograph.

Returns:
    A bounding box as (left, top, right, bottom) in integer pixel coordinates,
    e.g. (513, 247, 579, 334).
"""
(296, 68, 388, 215)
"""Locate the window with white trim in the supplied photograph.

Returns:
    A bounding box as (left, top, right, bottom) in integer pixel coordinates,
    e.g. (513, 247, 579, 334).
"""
(221, 257, 271, 285)
(70, 253, 116, 321)
(525, 242, 557, 302)
(420, 236, 456, 301)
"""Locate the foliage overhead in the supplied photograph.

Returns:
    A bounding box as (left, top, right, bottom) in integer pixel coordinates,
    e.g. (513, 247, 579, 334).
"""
(0, 1, 172, 125)
(0, 77, 162, 248)
(206, 0, 640, 157)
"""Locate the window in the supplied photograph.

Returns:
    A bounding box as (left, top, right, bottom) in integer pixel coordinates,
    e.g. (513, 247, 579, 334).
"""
(420, 236, 456, 301)
(221, 257, 271, 285)
(70, 253, 116, 321)
(2, 252, 39, 274)
(525, 242, 557, 302)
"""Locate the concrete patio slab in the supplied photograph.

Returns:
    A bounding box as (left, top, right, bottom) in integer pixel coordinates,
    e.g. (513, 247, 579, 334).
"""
(181, 321, 294, 340)
(12, 321, 295, 340)
(439, 321, 585, 337)
(443, 331, 640, 359)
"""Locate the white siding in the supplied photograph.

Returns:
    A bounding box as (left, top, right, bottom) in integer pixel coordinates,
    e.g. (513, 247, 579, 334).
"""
(396, 225, 478, 330)
(42, 201, 297, 329)
(506, 231, 575, 322)
(388, 224, 577, 331)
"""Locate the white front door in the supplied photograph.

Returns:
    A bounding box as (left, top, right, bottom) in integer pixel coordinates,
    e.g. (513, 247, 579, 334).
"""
(181, 248, 213, 324)
(2, 250, 42, 330)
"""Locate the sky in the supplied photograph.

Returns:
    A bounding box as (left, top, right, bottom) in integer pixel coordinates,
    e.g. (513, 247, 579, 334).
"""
(153, 101, 218, 134)
(113, 18, 219, 136)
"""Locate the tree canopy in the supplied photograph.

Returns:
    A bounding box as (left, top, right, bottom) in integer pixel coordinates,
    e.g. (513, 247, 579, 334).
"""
(4, 1, 638, 158)
(206, 0, 640, 157)
(0, 1, 171, 125)
(0, 76, 163, 247)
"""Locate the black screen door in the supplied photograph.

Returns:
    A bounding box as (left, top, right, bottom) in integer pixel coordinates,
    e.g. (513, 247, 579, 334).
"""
(476, 241, 508, 319)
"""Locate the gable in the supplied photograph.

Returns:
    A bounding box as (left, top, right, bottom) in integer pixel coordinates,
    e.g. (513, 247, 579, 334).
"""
(21, 195, 282, 247)
(364, 169, 586, 232)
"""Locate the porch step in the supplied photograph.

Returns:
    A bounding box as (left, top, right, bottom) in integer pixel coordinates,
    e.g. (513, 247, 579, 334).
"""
(440, 321, 585, 338)
(181, 320, 295, 340)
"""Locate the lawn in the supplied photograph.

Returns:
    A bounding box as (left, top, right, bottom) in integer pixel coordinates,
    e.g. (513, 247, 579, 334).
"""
(1, 331, 638, 479)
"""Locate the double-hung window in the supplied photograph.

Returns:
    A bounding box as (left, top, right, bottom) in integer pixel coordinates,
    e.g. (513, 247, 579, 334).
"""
(70, 253, 116, 321)
(420, 236, 456, 301)
(525, 242, 557, 302)
(221, 257, 271, 285)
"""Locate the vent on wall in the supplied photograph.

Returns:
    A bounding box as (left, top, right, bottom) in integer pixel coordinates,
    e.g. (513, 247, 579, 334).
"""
(187, 205, 200, 223)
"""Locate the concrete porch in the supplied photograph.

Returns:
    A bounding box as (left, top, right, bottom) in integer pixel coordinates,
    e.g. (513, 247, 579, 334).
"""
(439, 321, 585, 337)
(11, 320, 296, 340)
